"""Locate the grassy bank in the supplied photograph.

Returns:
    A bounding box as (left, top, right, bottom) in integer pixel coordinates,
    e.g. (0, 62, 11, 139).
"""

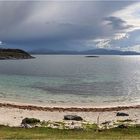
(0, 125, 140, 139)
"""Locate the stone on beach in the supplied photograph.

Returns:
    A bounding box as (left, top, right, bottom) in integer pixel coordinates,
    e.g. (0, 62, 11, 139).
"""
(64, 115, 83, 121)
(21, 118, 41, 128)
(21, 118, 40, 124)
(116, 112, 129, 116)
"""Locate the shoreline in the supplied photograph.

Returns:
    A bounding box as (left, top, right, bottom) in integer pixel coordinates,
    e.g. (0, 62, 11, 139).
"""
(0, 101, 139, 127)
(0, 101, 140, 112)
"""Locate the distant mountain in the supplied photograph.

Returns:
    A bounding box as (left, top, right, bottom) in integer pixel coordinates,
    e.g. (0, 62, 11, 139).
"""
(30, 48, 140, 55)
(0, 48, 34, 60)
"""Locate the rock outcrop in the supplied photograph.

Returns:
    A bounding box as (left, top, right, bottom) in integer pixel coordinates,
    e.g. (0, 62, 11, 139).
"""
(0, 48, 34, 60)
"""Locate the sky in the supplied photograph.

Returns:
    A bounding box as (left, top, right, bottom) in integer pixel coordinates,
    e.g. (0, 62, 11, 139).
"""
(0, 1, 140, 52)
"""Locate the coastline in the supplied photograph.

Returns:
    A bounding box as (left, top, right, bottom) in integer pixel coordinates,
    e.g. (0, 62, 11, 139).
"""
(0, 101, 139, 127)
(0, 101, 140, 112)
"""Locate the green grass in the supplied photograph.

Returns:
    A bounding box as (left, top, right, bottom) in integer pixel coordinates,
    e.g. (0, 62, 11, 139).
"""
(0, 125, 140, 139)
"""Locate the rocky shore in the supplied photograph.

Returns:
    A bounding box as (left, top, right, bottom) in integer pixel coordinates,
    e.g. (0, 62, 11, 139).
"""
(0, 48, 34, 59)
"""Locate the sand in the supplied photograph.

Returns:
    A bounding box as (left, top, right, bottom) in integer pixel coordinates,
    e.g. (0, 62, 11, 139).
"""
(0, 102, 139, 127)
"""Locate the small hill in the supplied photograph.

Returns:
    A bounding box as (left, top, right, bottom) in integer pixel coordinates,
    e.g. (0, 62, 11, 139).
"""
(0, 48, 34, 60)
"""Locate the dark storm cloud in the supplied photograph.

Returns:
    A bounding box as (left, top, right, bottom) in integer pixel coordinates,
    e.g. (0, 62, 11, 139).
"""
(0, 1, 35, 32)
(104, 16, 133, 30)
(0, 1, 137, 51)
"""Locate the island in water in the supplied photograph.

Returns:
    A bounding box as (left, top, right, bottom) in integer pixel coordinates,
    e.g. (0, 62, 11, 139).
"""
(85, 55, 99, 58)
(0, 48, 34, 60)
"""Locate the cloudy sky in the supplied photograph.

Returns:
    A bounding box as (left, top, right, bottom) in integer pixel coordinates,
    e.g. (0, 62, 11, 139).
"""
(0, 1, 140, 52)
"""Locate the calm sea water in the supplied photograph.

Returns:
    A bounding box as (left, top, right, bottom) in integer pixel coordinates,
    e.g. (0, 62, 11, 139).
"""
(0, 55, 140, 107)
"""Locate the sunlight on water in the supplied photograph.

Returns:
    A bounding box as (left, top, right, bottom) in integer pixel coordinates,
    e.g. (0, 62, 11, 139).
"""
(0, 55, 140, 106)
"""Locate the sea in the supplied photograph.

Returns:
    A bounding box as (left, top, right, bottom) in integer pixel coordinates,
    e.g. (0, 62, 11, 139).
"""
(0, 55, 140, 107)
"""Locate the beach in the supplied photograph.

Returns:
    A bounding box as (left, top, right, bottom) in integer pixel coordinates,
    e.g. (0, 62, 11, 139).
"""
(0, 55, 140, 128)
(0, 101, 139, 127)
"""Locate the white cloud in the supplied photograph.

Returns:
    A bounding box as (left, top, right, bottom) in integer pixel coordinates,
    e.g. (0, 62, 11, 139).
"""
(91, 2, 140, 51)
(122, 45, 140, 52)
(112, 2, 140, 32)
(113, 33, 129, 40)
(94, 38, 111, 48)
(93, 33, 129, 49)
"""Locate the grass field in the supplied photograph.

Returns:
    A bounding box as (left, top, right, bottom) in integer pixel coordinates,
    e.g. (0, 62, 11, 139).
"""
(0, 125, 140, 139)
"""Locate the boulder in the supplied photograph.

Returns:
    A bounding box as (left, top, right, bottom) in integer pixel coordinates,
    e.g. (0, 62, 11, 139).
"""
(64, 115, 83, 121)
(116, 112, 129, 116)
(21, 118, 40, 125)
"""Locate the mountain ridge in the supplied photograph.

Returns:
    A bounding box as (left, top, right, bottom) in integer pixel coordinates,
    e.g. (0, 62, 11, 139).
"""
(30, 48, 140, 55)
